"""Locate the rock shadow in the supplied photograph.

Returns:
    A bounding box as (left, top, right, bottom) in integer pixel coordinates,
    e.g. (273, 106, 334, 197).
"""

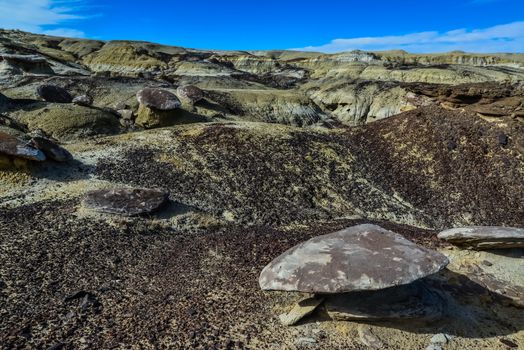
(298, 270, 523, 339)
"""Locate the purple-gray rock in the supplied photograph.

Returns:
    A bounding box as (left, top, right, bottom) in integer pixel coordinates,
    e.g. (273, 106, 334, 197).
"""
(72, 95, 93, 107)
(36, 84, 72, 103)
(438, 226, 524, 249)
(30, 137, 72, 162)
(83, 187, 169, 216)
(0, 131, 46, 161)
(136, 88, 181, 110)
(259, 224, 449, 293)
(176, 85, 204, 104)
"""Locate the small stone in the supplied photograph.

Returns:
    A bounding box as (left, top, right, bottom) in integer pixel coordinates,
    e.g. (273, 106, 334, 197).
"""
(46, 343, 65, 350)
(294, 337, 316, 349)
(358, 325, 383, 349)
(136, 88, 181, 110)
(426, 345, 442, 350)
(83, 187, 170, 216)
(430, 333, 450, 345)
(482, 260, 493, 267)
(0, 131, 46, 161)
(72, 95, 93, 107)
(498, 133, 509, 146)
(30, 137, 72, 162)
(36, 84, 72, 103)
(499, 338, 518, 348)
(117, 109, 134, 120)
(278, 296, 324, 326)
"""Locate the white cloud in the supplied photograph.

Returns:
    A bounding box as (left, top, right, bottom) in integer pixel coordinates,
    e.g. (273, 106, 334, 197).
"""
(0, 0, 86, 37)
(294, 21, 524, 53)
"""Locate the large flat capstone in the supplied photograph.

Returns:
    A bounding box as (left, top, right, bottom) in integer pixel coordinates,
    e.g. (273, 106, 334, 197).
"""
(438, 226, 524, 249)
(136, 88, 181, 110)
(0, 131, 46, 161)
(259, 224, 449, 293)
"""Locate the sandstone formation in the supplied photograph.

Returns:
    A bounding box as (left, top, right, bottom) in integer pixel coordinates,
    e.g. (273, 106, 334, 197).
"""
(30, 137, 72, 162)
(259, 224, 449, 293)
(176, 85, 204, 104)
(438, 226, 524, 249)
(0, 131, 45, 161)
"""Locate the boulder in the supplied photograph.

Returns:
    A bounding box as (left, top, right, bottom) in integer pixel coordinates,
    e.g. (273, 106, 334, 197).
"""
(259, 224, 449, 293)
(36, 84, 72, 103)
(30, 137, 72, 162)
(438, 226, 524, 249)
(136, 88, 181, 110)
(0, 131, 45, 161)
(176, 85, 204, 104)
(72, 95, 93, 107)
(83, 187, 170, 216)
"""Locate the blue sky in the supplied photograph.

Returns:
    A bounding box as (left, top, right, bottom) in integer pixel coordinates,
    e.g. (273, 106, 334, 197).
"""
(0, 0, 523, 52)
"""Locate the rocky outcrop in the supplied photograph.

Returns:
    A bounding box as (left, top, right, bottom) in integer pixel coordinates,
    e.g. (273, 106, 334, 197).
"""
(83, 187, 170, 216)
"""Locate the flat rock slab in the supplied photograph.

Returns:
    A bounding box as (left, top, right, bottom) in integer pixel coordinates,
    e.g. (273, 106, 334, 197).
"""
(259, 224, 449, 293)
(279, 296, 324, 326)
(438, 226, 524, 249)
(0, 131, 46, 161)
(324, 281, 445, 322)
(31, 137, 72, 162)
(83, 188, 169, 216)
(137, 88, 181, 110)
(36, 84, 72, 103)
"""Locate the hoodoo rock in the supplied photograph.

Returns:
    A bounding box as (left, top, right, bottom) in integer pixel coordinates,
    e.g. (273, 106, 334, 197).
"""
(259, 224, 449, 293)
(36, 84, 72, 103)
(438, 226, 524, 249)
(135, 88, 182, 128)
(83, 187, 170, 216)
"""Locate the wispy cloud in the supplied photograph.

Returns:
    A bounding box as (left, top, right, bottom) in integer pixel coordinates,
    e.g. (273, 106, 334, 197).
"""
(294, 21, 524, 53)
(0, 0, 87, 37)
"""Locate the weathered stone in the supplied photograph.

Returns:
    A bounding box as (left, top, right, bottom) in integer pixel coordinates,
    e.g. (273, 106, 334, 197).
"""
(0, 131, 46, 161)
(36, 84, 72, 103)
(358, 325, 384, 349)
(259, 224, 449, 293)
(324, 281, 445, 321)
(176, 85, 204, 104)
(72, 95, 93, 107)
(136, 88, 181, 111)
(278, 296, 324, 326)
(30, 137, 72, 162)
(83, 187, 169, 216)
(438, 226, 524, 249)
(117, 109, 134, 120)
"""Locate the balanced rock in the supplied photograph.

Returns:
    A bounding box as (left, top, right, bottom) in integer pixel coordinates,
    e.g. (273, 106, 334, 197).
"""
(0, 131, 45, 161)
(36, 84, 72, 103)
(30, 137, 72, 162)
(83, 187, 169, 216)
(135, 88, 181, 128)
(176, 85, 204, 104)
(72, 95, 93, 107)
(438, 226, 524, 249)
(259, 224, 449, 293)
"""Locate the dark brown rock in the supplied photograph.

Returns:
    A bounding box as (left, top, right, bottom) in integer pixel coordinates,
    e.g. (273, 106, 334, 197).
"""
(36, 84, 72, 103)
(176, 85, 204, 104)
(259, 224, 449, 293)
(0, 131, 46, 161)
(136, 88, 181, 110)
(30, 137, 72, 162)
(83, 187, 170, 216)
